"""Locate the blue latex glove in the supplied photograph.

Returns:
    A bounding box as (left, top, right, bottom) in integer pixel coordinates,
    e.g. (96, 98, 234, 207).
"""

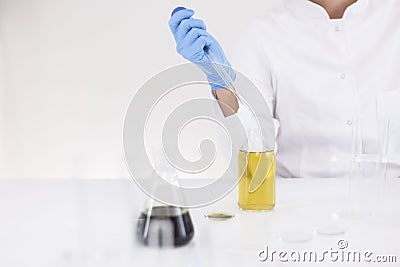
(169, 8, 236, 90)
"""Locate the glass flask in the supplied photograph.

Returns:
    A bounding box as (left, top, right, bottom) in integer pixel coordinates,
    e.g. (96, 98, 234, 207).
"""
(136, 151, 194, 248)
(238, 129, 275, 211)
(348, 116, 389, 217)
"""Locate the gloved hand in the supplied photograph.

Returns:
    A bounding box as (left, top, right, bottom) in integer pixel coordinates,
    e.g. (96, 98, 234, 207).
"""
(169, 8, 236, 90)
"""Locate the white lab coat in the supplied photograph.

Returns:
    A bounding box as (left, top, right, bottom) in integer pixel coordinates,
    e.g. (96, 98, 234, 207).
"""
(232, 0, 400, 178)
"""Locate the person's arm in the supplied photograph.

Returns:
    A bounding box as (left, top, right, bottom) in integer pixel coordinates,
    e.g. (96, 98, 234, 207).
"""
(213, 88, 239, 117)
(169, 8, 237, 117)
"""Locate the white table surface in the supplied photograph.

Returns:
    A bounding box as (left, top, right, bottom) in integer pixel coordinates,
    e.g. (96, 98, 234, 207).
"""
(0, 177, 399, 267)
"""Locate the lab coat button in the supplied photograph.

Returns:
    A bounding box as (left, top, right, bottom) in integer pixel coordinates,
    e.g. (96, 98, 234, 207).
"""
(340, 74, 346, 79)
(347, 120, 353, 126)
(335, 26, 340, 32)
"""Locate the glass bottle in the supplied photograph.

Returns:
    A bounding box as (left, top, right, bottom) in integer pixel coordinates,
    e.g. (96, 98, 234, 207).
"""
(136, 149, 194, 247)
(238, 129, 275, 211)
(136, 197, 194, 247)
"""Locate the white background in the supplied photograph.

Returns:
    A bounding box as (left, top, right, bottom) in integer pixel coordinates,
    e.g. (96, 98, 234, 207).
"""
(0, 0, 280, 178)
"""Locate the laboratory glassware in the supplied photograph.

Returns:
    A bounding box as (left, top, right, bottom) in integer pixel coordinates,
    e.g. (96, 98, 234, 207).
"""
(348, 116, 389, 217)
(136, 149, 194, 248)
(238, 129, 275, 211)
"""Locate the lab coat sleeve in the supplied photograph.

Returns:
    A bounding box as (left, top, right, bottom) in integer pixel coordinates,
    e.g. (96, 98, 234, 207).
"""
(230, 21, 280, 152)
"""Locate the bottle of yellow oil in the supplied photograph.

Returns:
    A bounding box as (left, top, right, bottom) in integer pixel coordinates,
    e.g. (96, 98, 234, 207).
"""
(238, 130, 275, 211)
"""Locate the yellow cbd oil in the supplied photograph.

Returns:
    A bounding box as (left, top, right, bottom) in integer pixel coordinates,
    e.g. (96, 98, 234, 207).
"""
(238, 130, 275, 211)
